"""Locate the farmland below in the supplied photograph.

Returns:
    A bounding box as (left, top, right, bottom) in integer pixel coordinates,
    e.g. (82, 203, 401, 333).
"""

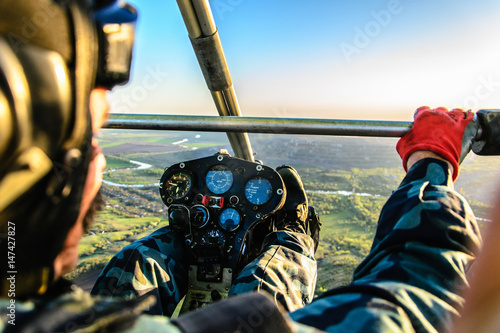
(69, 130, 499, 295)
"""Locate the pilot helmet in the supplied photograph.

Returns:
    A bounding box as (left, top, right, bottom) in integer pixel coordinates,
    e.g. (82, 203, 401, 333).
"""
(0, 0, 137, 296)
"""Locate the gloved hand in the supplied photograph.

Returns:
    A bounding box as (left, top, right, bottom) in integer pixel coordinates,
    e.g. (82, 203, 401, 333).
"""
(396, 106, 479, 181)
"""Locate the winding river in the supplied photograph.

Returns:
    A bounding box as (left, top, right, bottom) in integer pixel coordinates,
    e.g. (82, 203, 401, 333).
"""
(102, 160, 158, 188)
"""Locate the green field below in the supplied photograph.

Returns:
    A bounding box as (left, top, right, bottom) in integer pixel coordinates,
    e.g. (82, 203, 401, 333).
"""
(103, 168, 164, 185)
(66, 212, 165, 280)
(314, 211, 375, 293)
(105, 155, 136, 169)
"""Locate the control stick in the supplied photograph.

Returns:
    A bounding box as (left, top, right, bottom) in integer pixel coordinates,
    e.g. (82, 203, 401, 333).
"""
(473, 109, 500, 155)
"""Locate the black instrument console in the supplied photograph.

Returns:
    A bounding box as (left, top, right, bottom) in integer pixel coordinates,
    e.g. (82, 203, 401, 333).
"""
(159, 151, 285, 312)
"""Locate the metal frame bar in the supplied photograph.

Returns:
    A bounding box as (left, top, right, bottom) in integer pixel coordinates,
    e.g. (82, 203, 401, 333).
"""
(176, 0, 255, 161)
(105, 114, 412, 138)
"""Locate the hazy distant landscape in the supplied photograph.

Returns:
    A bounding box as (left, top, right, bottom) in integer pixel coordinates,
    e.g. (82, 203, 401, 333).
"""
(70, 129, 500, 294)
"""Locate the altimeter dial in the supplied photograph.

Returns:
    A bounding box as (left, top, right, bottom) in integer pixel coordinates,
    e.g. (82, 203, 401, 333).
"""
(206, 165, 233, 194)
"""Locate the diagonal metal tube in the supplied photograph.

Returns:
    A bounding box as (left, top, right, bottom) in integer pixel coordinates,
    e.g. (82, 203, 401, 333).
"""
(176, 0, 254, 161)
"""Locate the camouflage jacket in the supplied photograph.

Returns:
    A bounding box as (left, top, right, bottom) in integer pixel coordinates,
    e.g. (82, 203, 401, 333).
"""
(290, 158, 482, 332)
(2, 158, 480, 332)
(0, 279, 314, 333)
(0, 279, 182, 332)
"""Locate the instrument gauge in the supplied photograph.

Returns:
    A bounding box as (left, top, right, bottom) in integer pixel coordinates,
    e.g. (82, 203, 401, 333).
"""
(190, 205, 210, 228)
(201, 228, 225, 245)
(219, 208, 241, 232)
(206, 165, 233, 194)
(164, 172, 191, 200)
(244, 177, 273, 205)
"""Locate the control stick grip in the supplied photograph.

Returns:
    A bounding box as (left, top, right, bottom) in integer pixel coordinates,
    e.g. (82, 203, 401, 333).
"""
(473, 109, 500, 155)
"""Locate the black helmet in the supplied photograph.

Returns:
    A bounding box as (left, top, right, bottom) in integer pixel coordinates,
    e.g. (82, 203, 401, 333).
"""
(0, 0, 137, 296)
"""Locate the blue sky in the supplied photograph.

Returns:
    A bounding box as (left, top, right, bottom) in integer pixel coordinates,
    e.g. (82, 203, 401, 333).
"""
(109, 0, 500, 121)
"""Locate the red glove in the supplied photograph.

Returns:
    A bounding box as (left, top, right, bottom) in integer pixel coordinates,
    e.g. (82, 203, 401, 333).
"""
(396, 106, 478, 181)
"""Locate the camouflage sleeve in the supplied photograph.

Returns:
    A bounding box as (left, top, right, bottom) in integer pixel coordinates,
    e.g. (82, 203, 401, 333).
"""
(90, 226, 188, 317)
(229, 230, 317, 312)
(290, 158, 482, 333)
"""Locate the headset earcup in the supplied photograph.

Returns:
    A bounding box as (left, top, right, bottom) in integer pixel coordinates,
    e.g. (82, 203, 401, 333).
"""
(15, 44, 73, 157)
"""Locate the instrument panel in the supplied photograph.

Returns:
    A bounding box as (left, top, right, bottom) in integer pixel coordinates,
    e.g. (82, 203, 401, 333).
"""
(159, 152, 285, 285)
